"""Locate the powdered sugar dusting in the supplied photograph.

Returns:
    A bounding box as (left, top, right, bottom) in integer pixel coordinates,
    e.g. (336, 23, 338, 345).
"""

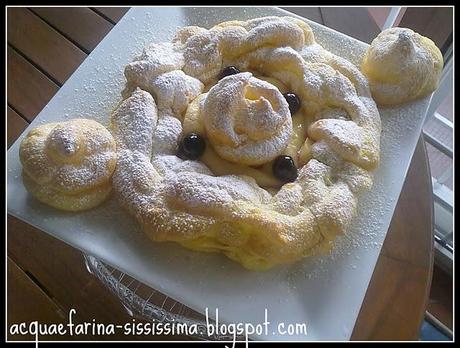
(20, 119, 116, 194)
(109, 15, 384, 271)
(164, 172, 271, 211)
(151, 154, 213, 177)
(151, 114, 183, 156)
(150, 70, 204, 116)
(203, 72, 292, 165)
(361, 27, 443, 105)
(124, 42, 184, 88)
(47, 126, 80, 156)
(111, 88, 158, 158)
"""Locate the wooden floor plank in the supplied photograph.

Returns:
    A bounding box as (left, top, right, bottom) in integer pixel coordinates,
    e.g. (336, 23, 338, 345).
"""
(352, 138, 434, 340)
(7, 8, 87, 85)
(352, 256, 429, 340)
(7, 106, 29, 148)
(7, 215, 193, 340)
(31, 7, 114, 53)
(7, 257, 68, 341)
(91, 7, 129, 23)
(7, 215, 133, 326)
(7, 47, 59, 121)
(320, 7, 381, 44)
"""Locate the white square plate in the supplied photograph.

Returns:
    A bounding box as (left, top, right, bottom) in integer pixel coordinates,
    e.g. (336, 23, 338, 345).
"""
(7, 7, 430, 341)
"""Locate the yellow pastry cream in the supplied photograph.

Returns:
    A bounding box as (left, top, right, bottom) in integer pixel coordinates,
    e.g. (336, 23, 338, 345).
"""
(182, 73, 314, 188)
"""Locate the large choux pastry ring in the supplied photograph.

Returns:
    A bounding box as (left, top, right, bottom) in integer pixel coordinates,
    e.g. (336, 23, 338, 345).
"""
(111, 16, 382, 270)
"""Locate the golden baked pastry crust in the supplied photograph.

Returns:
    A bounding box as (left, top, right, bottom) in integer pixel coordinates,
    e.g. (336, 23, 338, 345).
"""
(19, 119, 117, 211)
(22, 171, 113, 212)
(361, 27, 444, 105)
(112, 16, 381, 270)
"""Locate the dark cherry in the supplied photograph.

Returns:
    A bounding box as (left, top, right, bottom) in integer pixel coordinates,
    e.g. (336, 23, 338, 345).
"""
(273, 155, 298, 183)
(219, 66, 241, 80)
(177, 133, 206, 160)
(283, 92, 301, 116)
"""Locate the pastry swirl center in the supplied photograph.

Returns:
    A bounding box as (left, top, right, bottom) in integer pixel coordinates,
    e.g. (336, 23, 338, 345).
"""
(202, 72, 292, 166)
(46, 124, 83, 162)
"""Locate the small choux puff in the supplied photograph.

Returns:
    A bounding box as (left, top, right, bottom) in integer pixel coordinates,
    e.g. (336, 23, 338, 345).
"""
(19, 119, 117, 211)
(361, 27, 443, 105)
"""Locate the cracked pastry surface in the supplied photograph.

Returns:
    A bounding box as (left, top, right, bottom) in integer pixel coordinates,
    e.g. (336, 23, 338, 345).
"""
(111, 16, 382, 270)
(361, 27, 444, 106)
(19, 119, 117, 211)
